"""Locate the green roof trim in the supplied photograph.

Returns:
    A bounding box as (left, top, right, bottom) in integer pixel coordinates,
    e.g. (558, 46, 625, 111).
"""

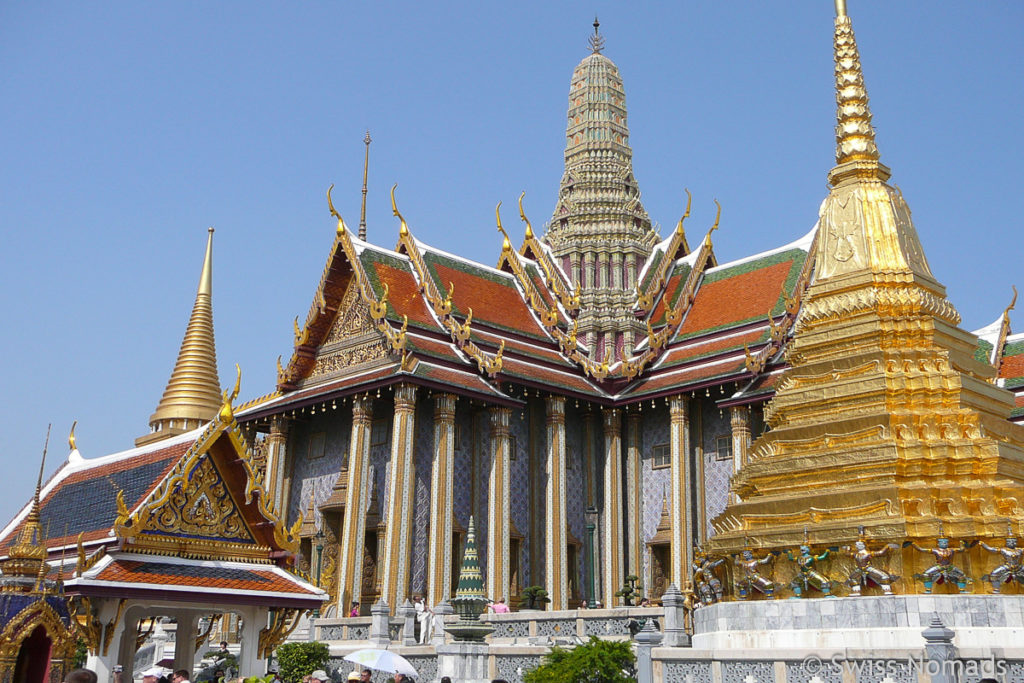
(639, 247, 666, 293)
(974, 339, 995, 365)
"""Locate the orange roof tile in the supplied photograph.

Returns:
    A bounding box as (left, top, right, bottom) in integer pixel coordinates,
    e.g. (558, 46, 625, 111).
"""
(679, 260, 794, 337)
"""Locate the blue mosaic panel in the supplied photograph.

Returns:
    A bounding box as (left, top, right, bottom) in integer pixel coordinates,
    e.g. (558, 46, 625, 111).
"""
(701, 400, 733, 537)
(510, 409, 531, 587)
(287, 409, 350, 524)
(410, 399, 433, 595)
(641, 406, 670, 584)
(369, 398, 392, 520)
(565, 404, 585, 598)
(452, 403, 473, 528)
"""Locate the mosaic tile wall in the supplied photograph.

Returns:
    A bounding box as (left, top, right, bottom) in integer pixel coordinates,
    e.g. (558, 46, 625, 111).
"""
(701, 401, 733, 537)
(452, 402, 473, 529)
(410, 398, 434, 595)
(640, 405, 670, 587)
(369, 398, 393, 525)
(509, 408, 531, 587)
(565, 404, 586, 599)
(288, 408, 350, 526)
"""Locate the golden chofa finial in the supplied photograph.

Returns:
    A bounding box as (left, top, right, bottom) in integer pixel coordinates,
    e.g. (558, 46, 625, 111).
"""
(676, 188, 692, 235)
(68, 420, 77, 452)
(495, 201, 512, 251)
(327, 184, 347, 236)
(391, 184, 409, 237)
(518, 191, 534, 240)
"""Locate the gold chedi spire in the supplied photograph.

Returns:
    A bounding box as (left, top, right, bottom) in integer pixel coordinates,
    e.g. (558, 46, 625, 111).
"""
(137, 228, 222, 446)
(3, 428, 50, 583)
(707, 2, 1024, 580)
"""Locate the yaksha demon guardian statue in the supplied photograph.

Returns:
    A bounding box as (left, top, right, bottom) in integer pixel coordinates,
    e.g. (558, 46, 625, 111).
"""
(907, 534, 973, 594)
(692, 547, 725, 605)
(733, 548, 778, 599)
(980, 528, 1024, 593)
(787, 545, 836, 598)
(845, 536, 900, 596)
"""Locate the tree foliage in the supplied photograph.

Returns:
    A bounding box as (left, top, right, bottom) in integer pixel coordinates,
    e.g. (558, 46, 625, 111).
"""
(523, 636, 636, 683)
(275, 641, 330, 683)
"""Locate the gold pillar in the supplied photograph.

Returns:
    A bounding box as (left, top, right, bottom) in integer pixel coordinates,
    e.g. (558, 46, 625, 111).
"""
(487, 406, 512, 602)
(380, 384, 417, 610)
(602, 408, 624, 607)
(730, 406, 751, 504)
(669, 395, 691, 589)
(265, 416, 290, 515)
(625, 408, 643, 581)
(427, 394, 457, 607)
(337, 398, 373, 613)
(545, 396, 568, 610)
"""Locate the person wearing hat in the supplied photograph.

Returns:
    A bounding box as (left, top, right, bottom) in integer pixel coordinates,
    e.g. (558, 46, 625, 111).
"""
(310, 671, 329, 683)
(346, 673, 361, 682)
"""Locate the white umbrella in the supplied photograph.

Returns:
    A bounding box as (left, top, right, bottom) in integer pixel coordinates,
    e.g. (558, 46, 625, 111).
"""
(343, 648, 419, 677)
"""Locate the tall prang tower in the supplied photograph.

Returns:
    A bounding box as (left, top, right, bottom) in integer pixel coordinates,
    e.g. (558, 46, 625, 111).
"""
(544, 19, 659, 359)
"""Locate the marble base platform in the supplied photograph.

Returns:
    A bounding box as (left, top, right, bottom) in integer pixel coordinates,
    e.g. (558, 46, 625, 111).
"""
(692, 594, 1024, 649)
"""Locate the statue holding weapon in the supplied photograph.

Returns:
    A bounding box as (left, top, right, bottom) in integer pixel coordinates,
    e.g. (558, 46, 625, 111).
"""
(980, 523, 1024, 593)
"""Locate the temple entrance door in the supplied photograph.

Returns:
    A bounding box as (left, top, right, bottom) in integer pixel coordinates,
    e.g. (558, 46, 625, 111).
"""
(650, 544, 670, 601)
(508, 537, 521, 607)
(13, 625, 52, 683)
(360, 528, 380, 613)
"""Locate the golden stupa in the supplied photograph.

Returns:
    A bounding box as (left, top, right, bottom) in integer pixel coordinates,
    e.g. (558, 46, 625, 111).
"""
(708, 0, 1024, 591)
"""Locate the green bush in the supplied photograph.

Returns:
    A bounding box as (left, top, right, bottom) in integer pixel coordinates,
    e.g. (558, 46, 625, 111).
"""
(519, 585, 550, 610)
(275, 641, 330, 683)
(523, 636, 636, 683)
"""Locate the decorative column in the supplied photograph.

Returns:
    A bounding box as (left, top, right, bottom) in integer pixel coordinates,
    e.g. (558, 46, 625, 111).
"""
(730, 406, 751, 504)
(486, 406, 512, 602)
(337, 397, 373, 614)
(625, 408, 643, 581)
(545, 396, 568, 610)
(669, 395, 691, 590)
(602, 408, 624, 607)
(380, 384, 418, 611)
(427, 394, 457, 608)
(265, 416, 290, 514)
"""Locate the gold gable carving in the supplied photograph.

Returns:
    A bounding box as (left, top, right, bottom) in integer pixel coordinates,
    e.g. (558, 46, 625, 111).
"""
(325, 282, 377, 344)
(144, 456, 253, 542)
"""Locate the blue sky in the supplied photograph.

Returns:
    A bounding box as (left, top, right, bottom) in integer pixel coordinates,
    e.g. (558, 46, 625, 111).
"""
(1, 2, 1022, 526)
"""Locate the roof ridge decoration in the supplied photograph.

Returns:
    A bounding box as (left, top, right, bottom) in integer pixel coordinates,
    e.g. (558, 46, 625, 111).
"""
(116, 367, 302, 562)
(742, 229, 820, 375)
(992, 286, 1018, 379)
(140, 227, 222, 445)
(635, 189, 693, 312)
(391, 186, 504, 377)
(278, 186, 403, 390)
(619, 212, 720, 381)
(515, 193, 579, 314)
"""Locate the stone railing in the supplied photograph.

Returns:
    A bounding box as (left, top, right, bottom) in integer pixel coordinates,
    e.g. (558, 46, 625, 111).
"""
(482, 607, 663, 645)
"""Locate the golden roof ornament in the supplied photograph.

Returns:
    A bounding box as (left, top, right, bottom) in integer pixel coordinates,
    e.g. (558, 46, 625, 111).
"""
(4, 426, 51, 581)
(138, 228, 222, 445)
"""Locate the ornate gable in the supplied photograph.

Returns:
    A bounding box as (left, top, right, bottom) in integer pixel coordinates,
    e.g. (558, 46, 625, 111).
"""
(115, 385, 301, 562)
(308, 280, 390, 383)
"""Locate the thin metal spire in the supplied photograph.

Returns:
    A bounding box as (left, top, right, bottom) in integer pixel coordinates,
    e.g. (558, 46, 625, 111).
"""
(359, 130, 371, 241)
(588, 16, 605, 54)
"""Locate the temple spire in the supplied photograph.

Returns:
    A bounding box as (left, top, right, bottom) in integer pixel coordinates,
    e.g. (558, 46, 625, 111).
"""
(137, 228, 222, 446)
(359, 130, 371, 241)
(3, 427, 50, 581)
(829, 0, 886, 185)
(589, 16, 605, 54)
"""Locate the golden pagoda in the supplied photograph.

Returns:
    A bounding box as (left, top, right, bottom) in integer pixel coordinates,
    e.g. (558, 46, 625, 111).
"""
(136, 227, 222, 446)
(708, 0, 1024, 588)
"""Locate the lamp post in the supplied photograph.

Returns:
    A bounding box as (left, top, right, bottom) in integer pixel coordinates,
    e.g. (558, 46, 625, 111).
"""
(585, 506, 598, 607)
(313, 528, 325, 618)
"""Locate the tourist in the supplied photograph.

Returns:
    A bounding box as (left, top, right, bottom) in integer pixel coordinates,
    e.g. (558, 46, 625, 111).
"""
(141, 675, 158, 683)
(487, 597, 510, 614)
(360, 671, 372, 682)
(347, 673, 360, 681)
(440, 678, 452, 683)
(309, 671, 329, 683)
(349, 600, 360, 617)
(414, 595, 432, 643)
(65, 671, 98, 683)
(172, 671, 191, 683)
(639, 597, 651, 607)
